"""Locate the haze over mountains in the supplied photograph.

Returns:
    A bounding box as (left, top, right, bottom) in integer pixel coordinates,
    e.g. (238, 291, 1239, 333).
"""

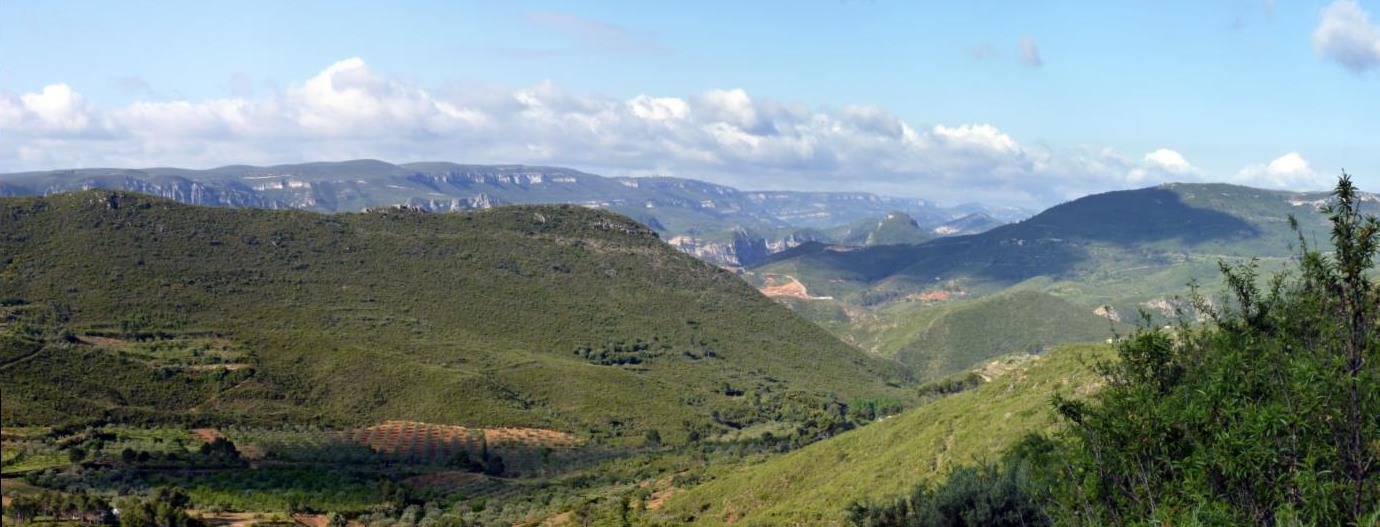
(0, 160, 1026, 267)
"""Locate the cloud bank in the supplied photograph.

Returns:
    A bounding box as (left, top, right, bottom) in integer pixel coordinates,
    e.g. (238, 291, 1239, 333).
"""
(2, 57, 1240, 207)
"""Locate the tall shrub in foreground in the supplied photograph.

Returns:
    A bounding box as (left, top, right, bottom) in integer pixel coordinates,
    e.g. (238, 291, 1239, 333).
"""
(1050, 173, 1379, 525)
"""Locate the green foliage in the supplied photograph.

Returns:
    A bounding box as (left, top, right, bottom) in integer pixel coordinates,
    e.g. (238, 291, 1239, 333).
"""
(0, 191, 910, 441)
(1045, 174, 1380, 525)
(762, 182, 1379, 382)
(891, 290, 1126, 379)
(116, 488, 203, 527)
(196, 437, 241, 462)
(847, 398, 903, 421)
(655, 344, 1109, 525)
(915, 372, 984, 399)
(846, 460, 1049, 527)
(4, 489, 112, 524)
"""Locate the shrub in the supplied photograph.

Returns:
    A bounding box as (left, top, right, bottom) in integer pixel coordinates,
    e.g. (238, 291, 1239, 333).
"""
(1047, 173, 1380, 525)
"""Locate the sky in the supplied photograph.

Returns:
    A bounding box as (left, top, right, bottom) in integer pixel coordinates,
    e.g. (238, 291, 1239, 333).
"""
(1, 0, 1377, 207)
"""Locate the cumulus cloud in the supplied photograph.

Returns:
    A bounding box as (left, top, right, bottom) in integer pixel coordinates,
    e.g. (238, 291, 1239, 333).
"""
(1143, 148, 1194, 173)
(1, 84, 105, 137)
(0, 57, 1210, 207)
(1020, 36, 1043, 68)
(1123, 148, 1200, 184)
(1235, 152, 1327, 189)
(1314, 0, 1380, 73)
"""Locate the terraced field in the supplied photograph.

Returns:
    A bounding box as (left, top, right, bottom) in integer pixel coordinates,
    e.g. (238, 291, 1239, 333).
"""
(212, 421, 590, 476)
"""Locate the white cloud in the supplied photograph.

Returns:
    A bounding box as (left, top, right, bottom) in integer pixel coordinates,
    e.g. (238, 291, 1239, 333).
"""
(626, 95, 689, 121)
(1314, 0, 1380, 73)
(0, 57, 1214, 207)
(1126, 148, 1199, 183)
(0, 84, 104, 136)
(286, 57, 487, 137)
(930, 124, 1020, 154)
(1020, 36, 1043, 68)
(1235, 152, 1327, 189)
(1143, 148, 1194, 174)
(696, 89, 762, 131)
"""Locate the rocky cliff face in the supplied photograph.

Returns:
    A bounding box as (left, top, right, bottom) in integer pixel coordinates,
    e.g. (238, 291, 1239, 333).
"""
(32, 176, 284, 209)
(665, 230, 819, 267)
(402, 194, 502, 211)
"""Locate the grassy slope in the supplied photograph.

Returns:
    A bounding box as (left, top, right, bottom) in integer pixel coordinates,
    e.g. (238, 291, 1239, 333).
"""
(749, 183, 1370, 380)
(769, 288, 1127, 381)
(655, 344, 1110, 526)
(886, 290, 1126, 379)
(0, 191, 909, 441)
(756, 183, 1357, 286)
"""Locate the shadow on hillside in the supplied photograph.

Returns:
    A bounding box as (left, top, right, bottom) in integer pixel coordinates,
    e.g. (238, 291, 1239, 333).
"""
(761, 187, 1259, 285)
(1002, 187, 1260, 245)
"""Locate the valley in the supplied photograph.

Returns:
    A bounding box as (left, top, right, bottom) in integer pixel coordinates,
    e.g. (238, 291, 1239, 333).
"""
(2, 177, 1377, 526)
(5, 2, 1379, 523)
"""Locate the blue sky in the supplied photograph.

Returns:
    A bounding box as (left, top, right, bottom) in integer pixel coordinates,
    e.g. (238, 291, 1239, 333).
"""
(2, 0, 1377, 206)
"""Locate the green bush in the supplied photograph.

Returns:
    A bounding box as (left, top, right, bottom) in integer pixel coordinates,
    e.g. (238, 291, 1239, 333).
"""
(1046, 174, 1380, 525)
(847, 459, 1049, 527)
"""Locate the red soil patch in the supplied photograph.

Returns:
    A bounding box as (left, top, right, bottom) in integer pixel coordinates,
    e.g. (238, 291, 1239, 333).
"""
(759, 275, 829, 300)
(191, 511, 267, 527)
(483, 426, 579, 448)
(644, 487, 679, 511)
(905, 289, 966, 303)
(292, 513, 329, 527)
(184, 363, 250, 371)
(75, 335, 128, 347)
(190, 428, 226, 443)
(918, 290, 951, 302)
(539, 512, 574, 526)
(345, 421, 579, 462)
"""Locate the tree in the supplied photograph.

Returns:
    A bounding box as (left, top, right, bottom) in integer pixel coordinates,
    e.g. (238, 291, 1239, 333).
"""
(484, 454, 506, 477)
(116, 489, 202, 527)
(1047, 173, 1379, 525)
(325, 512, 348, 527)
(197, 437, 242, 464)
(848, 444, 1051, 527)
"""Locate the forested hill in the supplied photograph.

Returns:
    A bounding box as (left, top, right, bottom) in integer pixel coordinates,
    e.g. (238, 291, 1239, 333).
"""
(0, 191, 911, 442)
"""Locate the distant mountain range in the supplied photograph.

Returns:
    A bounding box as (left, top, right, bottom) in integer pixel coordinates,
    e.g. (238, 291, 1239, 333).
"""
(0, 160, 1025, 266)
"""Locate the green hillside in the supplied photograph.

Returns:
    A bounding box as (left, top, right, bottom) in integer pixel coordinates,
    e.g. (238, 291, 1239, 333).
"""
(830, 211, 932, 247)
(752, 183, 1377, 380)
(0, 191, 910, 442)
(865, 212, 931, 246)
(758, 184, 1311, 290)
(653, 344, 1110, 526)
(888, 290, 1126, 379)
